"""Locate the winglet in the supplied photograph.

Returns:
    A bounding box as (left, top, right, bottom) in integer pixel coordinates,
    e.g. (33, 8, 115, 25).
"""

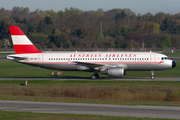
(9, 26, 42, 54)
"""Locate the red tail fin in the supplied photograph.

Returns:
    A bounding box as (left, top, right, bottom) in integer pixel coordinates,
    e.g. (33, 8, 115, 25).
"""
(9, 26, 42, 54)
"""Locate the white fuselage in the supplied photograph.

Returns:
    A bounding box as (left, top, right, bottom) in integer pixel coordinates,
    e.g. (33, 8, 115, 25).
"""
(7, 51, 174, 72)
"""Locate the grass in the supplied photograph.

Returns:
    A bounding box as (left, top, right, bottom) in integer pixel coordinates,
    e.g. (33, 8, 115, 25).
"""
(0, 53, 14, 57)
(0, 60, 180, 78)
(162, 52, 180, 58)
(0, 111, 174, 120)
(1, 80, 180, 106)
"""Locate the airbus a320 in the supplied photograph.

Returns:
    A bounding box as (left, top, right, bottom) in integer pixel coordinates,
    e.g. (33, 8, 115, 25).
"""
(6, 26, 176, 79)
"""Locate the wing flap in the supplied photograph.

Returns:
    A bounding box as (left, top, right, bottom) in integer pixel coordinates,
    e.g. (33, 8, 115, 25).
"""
(74, 61, 104, 68)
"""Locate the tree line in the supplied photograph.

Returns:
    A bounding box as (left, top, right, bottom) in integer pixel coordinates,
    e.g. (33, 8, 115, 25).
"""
(0, 6, 179, 50)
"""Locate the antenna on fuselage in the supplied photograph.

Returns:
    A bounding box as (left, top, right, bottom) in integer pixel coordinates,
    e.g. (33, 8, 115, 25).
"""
(76, 50, 78, 53)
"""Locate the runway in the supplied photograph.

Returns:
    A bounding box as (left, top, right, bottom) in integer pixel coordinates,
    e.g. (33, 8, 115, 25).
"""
(0, 77, 180, 81)
(0, 100, 180, 119)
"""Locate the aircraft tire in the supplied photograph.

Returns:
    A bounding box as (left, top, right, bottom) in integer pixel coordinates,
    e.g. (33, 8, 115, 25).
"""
(91, 75, 96, 79)
(95, 74, 99, 79)
(151, 76, 155, 79)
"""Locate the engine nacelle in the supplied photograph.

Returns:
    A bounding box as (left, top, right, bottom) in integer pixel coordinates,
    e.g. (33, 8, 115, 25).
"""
(101, 67, 124, 77)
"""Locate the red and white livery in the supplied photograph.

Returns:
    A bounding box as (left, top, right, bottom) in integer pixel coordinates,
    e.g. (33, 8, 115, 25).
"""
(6, 26, 176, 79)
(9, 26, 42, 54)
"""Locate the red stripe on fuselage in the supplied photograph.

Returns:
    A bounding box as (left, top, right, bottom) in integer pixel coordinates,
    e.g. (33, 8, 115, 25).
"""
(22, 61, 160, 64)
(13, 45, 42, 54)
(9, 26, 25, 35)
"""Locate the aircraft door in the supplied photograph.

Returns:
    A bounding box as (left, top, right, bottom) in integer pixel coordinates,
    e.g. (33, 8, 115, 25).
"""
(38, 54, 44, 64)
(150, 54, 156, 63)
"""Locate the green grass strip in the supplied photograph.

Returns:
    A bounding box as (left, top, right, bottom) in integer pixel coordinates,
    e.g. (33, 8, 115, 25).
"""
(0, 111, 175, 120)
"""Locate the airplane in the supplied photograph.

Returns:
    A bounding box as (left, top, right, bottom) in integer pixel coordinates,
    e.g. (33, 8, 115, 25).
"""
(6, 26, 176, 79)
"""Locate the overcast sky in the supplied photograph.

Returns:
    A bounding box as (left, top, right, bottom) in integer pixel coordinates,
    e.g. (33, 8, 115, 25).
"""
(1, 0, 180, 15)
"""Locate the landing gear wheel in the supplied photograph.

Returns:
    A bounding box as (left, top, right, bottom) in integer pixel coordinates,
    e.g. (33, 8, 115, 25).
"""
(91, 75, 96, 79)
(95, 73, 99, 79)
(151, 76, 155, 79)
(91, 73, 99, 79)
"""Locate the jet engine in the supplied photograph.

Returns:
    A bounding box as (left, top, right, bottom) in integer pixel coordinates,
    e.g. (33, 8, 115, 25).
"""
(101, 67, 124, 77)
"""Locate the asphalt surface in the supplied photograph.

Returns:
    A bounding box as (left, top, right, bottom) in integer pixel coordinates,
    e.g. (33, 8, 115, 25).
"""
(0, 57, 6, 60)
(0, 100, 180, 119)
(0, 77, 180, 81)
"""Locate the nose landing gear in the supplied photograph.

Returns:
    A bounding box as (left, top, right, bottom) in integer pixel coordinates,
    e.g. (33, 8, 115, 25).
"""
(151, 70, 155, 79)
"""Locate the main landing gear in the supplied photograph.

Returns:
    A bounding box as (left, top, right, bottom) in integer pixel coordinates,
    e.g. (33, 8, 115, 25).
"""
(91, 72, 99, 79)
(151, 70, 155, 79)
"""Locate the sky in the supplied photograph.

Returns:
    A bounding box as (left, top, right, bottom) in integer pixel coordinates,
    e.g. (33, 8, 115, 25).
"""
(1, 0, 180, 15)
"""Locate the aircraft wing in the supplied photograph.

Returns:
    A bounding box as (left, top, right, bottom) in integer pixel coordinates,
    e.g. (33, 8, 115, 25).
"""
(73, 61, 105, 68)
(71, 61, 127, 71)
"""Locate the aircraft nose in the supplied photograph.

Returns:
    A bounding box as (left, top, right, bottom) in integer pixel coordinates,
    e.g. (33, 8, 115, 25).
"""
(172, 61, 176, 68)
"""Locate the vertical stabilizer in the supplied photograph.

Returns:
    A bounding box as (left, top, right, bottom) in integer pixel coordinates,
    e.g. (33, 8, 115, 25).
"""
(9, 26, 42, 54)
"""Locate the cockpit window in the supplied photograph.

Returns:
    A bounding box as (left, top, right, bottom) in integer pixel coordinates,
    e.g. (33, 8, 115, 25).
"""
(161, 57, 169, 60)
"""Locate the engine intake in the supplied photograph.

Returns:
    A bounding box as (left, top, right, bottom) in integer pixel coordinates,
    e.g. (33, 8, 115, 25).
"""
(101, 67, 124, 77)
